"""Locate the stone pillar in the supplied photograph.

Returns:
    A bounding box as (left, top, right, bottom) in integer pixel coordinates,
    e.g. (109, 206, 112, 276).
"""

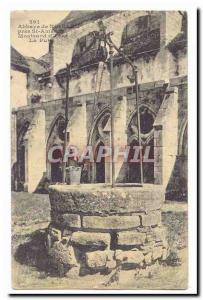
(67, 102, 87, 153)
(113, 96, 127, 182)
(154, 87, 178, 186)
(26, 109, 46, 193)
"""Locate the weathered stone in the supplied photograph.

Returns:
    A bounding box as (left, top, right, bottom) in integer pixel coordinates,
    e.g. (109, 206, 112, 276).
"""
(115, 250, 144, 265)
(83, 215, 140, 230)
(140, 242, 155, 254)
(162, 248, 169, 260)
(117, 231, 146, 246)
(143, 252, 152, 265)
(65, 265, 80, 279)
(152, 246, 163, 261)
(106, 258, 117, 270)
(71, 231, 110, 249)
(141, 211, 161, 227)
(48, 226, 61, 242)
(49, 185, 164, 215)
(49, 242, 77, 267)
(61, 213, 81, 228)
(86, 250, 114, 269)
(152, 226, 166, 242)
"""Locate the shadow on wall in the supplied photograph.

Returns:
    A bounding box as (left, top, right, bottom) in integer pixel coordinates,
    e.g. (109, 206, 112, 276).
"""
(34, 173, 51, 194)
(165, 156, 187, 201)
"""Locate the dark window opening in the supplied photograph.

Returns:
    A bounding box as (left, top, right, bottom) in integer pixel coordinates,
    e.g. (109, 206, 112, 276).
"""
(95, 141, 105, 183)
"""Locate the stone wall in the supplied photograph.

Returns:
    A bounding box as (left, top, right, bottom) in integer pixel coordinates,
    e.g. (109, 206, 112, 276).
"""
(12, 10, 187, 197)
(11, 69, 28, 108)
(24, 109, 46, 192)
(46, 184, 168, 277)
(13, 77, 187, 198)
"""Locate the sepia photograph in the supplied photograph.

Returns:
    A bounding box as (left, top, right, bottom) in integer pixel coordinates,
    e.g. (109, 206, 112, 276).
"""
(10, 8, 193, 292)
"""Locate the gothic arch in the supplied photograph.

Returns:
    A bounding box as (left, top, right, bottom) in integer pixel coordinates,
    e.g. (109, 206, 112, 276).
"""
(17, 119, 30, 145)
(46, 114, 65, 182)
(46, 113, 65, 145)
(88, 105, 111, 145)
(178, 119, 188, 156)
(88, 106, 111, 183)
(127, 104, 156, 144)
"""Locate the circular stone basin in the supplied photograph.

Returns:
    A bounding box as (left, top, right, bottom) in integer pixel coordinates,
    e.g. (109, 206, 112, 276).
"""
(49, 183, 164, 216)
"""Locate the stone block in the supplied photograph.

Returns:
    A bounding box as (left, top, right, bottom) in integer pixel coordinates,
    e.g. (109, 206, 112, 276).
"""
(139, 242, 155, 254)
(146, 226, 166, 242)
(71, 231, 110, 250)
(83, 215, 140, 230)
(65, 265, 80, 279)
(49, 185, 164, 215)
(162, 248, 169, 260)
(115, 250, 144, 265)
(85, 250, 114, 270)
(49, 242, 77, 267)
(143, 252, 152, 265)
(152, 246, 163, 261)
(117, 230, 146, 246)
(61, 213, 81, 228)
(141, 211, 161, 227)
(154, 226, 167, 241)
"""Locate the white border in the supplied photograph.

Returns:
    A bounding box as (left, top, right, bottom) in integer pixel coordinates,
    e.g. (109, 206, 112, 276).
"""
(0, 0, 198, 297)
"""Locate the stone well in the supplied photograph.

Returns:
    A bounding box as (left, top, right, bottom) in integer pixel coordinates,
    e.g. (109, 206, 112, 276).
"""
(46, 184, 168, 277)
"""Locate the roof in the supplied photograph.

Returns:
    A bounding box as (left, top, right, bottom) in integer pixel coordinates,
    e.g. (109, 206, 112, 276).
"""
(25, 56, 50, 75)
(53, 10, 118, 34)
(11, 46, 29, 73)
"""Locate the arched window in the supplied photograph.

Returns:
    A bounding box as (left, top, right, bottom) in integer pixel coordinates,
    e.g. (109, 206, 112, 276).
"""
(121, 14, 160, 57)
(46, 115, 65, 182)
(72, 31, 107, 68)
(89, 109, 111, 183)
(128, 106, 155, 183)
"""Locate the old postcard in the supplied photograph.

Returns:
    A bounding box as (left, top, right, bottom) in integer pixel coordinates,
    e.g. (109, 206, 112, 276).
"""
(11, 9, 191, 292)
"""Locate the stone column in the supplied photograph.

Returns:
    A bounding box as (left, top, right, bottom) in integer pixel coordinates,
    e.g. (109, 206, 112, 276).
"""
(67, 102, 87, 154)
(154, 87, 178, 186)
(26, 109, 46, 193)
(113, 96, 127, 182)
